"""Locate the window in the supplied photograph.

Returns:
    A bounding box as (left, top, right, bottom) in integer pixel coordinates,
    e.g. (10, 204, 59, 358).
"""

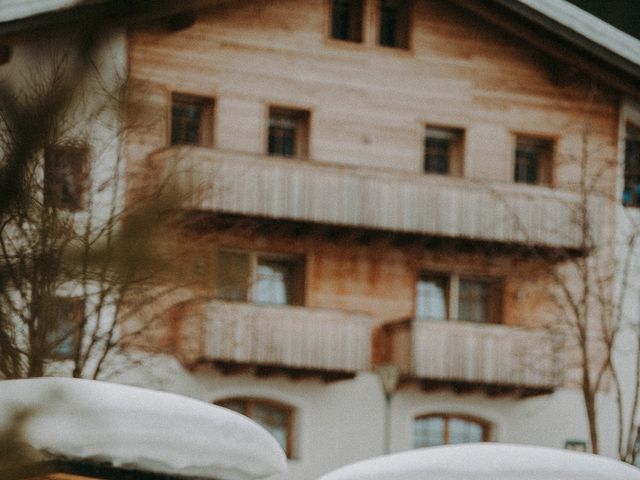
(623, 123, 640, 207)
(44, 145, 88, 211)
(0, 44, 12, 65)
(458, 279, 490, 323)
(170, 93, 214, 146)
(424, 127, 464, 176)
(46, 296, 84, 360)
(415, 274, 448, 321)
(414, 414, 490, 448)
(378, 0, 410, 49)
(216, 250, 304, 306)
(216, 398, 294, 457)
(514, 136, 553, 185)
(330, 0, 363, 42)
(416, 273, 501, 323)
(268, 107, 310, 158)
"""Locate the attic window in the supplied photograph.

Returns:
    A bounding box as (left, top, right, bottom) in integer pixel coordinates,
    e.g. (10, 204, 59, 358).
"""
(378, 0, 410, 49)
(330, 0, 364, 43)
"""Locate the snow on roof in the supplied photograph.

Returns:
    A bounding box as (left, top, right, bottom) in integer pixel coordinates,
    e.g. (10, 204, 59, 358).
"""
(0, 377, 287, 480)
(318, 443, 640, 480)
(0, 0, 89, 24)
(515, 0, 640, 68)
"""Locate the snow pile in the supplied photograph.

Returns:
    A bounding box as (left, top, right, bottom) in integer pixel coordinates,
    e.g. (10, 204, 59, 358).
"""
(0, 377, 287, 480)
(319, 443, 640, 480)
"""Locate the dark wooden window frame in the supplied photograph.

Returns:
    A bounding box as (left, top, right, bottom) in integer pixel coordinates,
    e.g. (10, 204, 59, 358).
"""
(44, 143, 89, 211)
(267, 106, 310, 159)
(414, 413, 491, 447)
(215, 397, 296, 458)
(215, 249, 305, 306)
(169, 92, 214, 147)
(415, 272, 502, 324)
(330, 0, 364, 43)
(424, 126, 464, 176)
(514, 135, 554, 186)
(377, 0, 411, 49)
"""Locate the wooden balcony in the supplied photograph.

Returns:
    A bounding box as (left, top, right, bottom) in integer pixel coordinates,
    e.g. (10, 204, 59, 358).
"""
(380, 319, 563, 396)
(150, 147, 604, 251)
(188, 300, 373, 380)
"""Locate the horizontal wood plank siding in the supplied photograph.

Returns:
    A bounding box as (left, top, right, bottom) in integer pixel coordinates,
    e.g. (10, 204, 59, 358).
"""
(203, 300, 372, 372)
(152, 147, 603, 249)
(404, 320, 563, 389)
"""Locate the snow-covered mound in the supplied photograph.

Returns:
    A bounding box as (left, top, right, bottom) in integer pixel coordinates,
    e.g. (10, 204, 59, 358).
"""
(0, 377, 287, 480)
(319, 443, 640, 480)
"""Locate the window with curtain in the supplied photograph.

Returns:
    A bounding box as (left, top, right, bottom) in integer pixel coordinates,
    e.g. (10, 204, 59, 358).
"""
(414, 414, 490, 448)
(216, 250, 304, 306)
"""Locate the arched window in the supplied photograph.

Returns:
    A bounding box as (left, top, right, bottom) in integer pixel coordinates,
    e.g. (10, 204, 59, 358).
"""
(216, 397, 295, 458)
(414, 413, 490, 448)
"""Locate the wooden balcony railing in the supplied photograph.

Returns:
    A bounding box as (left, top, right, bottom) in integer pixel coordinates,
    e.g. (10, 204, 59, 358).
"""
(150, 147, 604, 250)
(381, 319, 563, 394)
(195, 300, 372, 377)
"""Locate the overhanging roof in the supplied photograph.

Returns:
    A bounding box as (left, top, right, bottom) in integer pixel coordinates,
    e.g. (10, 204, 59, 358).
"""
(0, 0, 639, 89)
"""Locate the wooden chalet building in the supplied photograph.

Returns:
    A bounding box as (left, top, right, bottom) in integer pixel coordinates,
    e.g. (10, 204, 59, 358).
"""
(2, 1, 640, 479)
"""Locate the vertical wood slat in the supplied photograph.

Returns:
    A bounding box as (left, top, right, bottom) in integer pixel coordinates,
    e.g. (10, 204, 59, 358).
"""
(202, 300, 372, 372)
(152, 148, 604, 250)
(401, 320, 563, 389)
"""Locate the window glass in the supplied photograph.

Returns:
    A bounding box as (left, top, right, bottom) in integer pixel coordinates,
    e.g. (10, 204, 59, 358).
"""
(331, 0, 363, 42)
(414, 416, 445, 448)
(268, 108, 309, 158)
(171, 94, 213, 146)
(269, 115, 297, 157)
(623, 123, 640, 207)
(216, 251, 250, 301)
(448, 418, 484, 444)
(216, 398, 293, 457)
(514, 136, 553, 185)
(414, 415, 488, 448)
(254, 259, 293, 305)
(216, 250, 303, 305)
(378, 0, 409, 48)
(424, 127, 463, 176)
(416, 275, 448, 321)
(458, 279, 489, 323)
(252, 402, 290, 450)
(44, 145, 88, 211)
(46, 296, 84, 359)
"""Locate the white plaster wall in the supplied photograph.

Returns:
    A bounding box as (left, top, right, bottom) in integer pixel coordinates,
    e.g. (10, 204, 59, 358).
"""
(117, 355, 622, 480)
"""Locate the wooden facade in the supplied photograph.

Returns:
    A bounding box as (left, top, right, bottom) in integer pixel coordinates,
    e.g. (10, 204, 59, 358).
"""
(382, 318, 563, 393)
(125, 0, 624, 391)
(194, 300, 372, 376)
(152, 146, 604, 250)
